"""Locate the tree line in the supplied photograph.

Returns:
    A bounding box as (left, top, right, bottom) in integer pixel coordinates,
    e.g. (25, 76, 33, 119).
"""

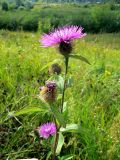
(39, 0, 120, 3)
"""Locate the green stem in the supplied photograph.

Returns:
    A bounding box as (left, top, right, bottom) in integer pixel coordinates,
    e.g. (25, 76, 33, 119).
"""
(52, 56, 69, 160)
(52, 129, 59, 160)
(61, 56, 69, 112)
(52, 117, 59, 160)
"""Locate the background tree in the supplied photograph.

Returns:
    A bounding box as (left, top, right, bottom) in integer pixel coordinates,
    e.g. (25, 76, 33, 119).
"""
(15, 0, 23, 8)
(2, 2, 9, 11)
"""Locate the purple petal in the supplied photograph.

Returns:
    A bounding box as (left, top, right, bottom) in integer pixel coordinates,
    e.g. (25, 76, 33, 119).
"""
(40, 25, 86, 47)
(37, 122, 56, 139)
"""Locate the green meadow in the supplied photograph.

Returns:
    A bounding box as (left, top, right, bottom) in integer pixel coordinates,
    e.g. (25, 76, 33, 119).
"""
(0, 30, 120, 159)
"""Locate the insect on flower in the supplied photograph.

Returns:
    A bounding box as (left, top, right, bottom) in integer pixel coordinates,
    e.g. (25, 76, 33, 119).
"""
(39, 81, 56, 103)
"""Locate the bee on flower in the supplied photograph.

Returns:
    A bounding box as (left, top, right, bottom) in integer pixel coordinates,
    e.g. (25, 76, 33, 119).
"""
(39, 80, 56, 103)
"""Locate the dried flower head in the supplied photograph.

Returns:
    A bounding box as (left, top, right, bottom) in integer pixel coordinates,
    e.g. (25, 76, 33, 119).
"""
(40, 25, 86, 56)
(37, 122, 56, 139)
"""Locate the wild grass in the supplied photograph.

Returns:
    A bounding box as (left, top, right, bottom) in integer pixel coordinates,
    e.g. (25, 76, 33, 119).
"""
(0, 30, 120, 159)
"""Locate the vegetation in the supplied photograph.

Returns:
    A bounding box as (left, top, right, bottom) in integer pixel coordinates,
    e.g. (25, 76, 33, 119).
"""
(0, 3, 120, 32)
(0, 30, 120, 159)
(1, 2, 9, 11)
(0, 1, 120, 159)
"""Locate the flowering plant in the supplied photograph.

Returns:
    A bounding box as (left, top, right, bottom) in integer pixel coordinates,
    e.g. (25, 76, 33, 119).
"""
(14, 25, 90, 159)
(39, 25, 90, 159)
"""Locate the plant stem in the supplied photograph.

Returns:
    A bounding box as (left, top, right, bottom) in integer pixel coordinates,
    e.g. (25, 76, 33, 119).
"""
(61, 56, 69, 112)
(52, 56, 69, 160)
(52, 127, 59, 160)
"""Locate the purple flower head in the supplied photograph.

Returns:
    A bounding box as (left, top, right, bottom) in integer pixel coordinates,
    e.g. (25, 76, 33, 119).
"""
(45, 80, 56, 90)
(40, 25, 86, 47)
(40, 25, 86, 55)
(37, 122, 56, 139)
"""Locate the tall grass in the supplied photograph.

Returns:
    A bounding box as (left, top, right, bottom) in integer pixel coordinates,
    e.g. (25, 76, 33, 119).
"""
(0, 30, 120, 159)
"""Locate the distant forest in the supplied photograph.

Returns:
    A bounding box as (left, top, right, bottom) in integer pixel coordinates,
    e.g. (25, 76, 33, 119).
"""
(36, 0, 120, 3)
(0, 0, 120, 4)
(39, 0, 120, 3)
(34, 0, 120, 3)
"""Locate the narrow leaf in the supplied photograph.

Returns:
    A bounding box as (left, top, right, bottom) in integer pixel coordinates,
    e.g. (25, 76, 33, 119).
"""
(63, 102, 67, 112)
(56, 132, 64, 155)
(50, 106, 66, 127)
(67, 77, 74, 88)
(69, 54, 91, 65)
(40, 61, 53, 72)
(60, 124, 78, 133)
(60, 154, 74, 160)
(46, 151, 52, 160)
(40, 59, 61, 72)
(14, 107, 45, 116)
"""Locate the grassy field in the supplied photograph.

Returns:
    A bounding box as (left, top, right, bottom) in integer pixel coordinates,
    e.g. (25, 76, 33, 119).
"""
(0, 30, 120, 159)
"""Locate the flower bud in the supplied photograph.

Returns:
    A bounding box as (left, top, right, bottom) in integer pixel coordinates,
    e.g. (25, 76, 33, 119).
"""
(49, 63, 61, 75)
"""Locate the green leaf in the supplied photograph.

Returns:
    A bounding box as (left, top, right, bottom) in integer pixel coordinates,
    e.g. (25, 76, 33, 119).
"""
(46, 151, 52, 160)
(63, 102, 69, 124)
(63, 102, 67, 112)
(69, 54, 91, 65)
(60, 124, 79, 133)
(57, 94, 62, 101)
(67, 77, 74, 88)
(50, 106, 66, 127)
(56, 132, 64, 155)
(40, 61, 53, 72)
(60, 154, 74, 160)
(40, 59, 61, 72)
(14, 107, 45, 116)
(55, 75, 64, 91)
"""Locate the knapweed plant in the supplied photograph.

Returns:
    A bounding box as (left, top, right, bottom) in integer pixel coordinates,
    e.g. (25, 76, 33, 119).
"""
(14, 25, 90, 159)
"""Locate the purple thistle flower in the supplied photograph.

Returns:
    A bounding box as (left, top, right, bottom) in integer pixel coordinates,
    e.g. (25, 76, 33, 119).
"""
(40, 25, 86, 55)
(40, 25, 86, 47)
(37, 122, 57, 139)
